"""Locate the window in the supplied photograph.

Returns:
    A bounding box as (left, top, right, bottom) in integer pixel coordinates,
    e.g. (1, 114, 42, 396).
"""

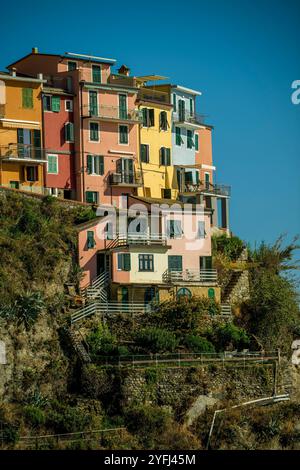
(177, 287, 192, 299)
(139, 254, 154, 272)
(65, 100, 73, 111)
(205, 172, 210, 190)
(178, 99, 185, 121)
(159, 111, 168, 131)
(185, 171, 193, 184)
(43, 95, 51, 111)
(87, 154, 104, 175)
(197, 221, 206, 238)
(119, 125, 128, 144)
(187, 130, 194, 149)
(89, 90, 98, 116)
(22, 88, 33, 109)
(119, 94, 127, 119)
(26, 166, 38, 182)
(140, 144, 149, 163)
(85, 191, 99, 204)
(68, 61, 77, 71)
(189, 98, 193, 114)
(175, 127, 182, 146)
(160, 147, 171, 166)
(105, 222, 113, 240)
(162, 188, 171, 199)
(92, 65, 101, 83)
(117, 253, 131, 271)
(144, 187, 151, 197)
(47, 154, 58, 174)
(200, 256, 212, 270)
(65, 122, 74, 142)
(168, 255, 182, 272)
(10, 181, 19, 189)
(87, 231, 95, 249)
(89, 122, 99, 141)
(142, 108, 155, 127)
(195, 133, 199, 151)
(173, 93, 177, 112)
(166, 220, 182, 239)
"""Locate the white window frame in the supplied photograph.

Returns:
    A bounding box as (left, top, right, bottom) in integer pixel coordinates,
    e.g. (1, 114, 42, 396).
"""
(118, 124, 129, 146)
(87, 154, 103, 176)
(65, 99, 73, 112)
(89, 121, 100, 143)
(43, 94, 52, 113)
(67, 60, 78, 71)
(47, 154, 58, 175)
(65, 122, 74, 143)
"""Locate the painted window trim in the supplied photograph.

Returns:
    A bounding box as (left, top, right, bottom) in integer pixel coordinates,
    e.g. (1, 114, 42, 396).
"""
(140, 143, 150, 163)
(64, 122, 74, 143)
(91, 64, 102, 84)
(65, 99, 73, 112)
(67, 60, 78, 71)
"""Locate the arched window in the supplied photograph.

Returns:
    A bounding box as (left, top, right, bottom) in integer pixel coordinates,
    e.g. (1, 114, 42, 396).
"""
(177, 287, 192, 299)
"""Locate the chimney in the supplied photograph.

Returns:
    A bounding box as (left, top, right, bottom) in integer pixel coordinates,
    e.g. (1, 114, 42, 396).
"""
(118, 65, 130, 76)
(37, 73, 43, 80)
(11, 67, 17, 77)
(32, 47, 38, 54)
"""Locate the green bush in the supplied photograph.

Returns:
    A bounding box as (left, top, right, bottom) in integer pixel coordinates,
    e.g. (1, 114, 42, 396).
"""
(207, 323, 250, 351)
(46, 403, 92, 433)
(24, 405, 46, 427)
(212, 234, 244, 260)
(134, 327, 178, 353)
(0, 291, 45, 329)
(184, 335, 215, 353)
(86, 324, 118, 357)
(124, 404, 171, 447)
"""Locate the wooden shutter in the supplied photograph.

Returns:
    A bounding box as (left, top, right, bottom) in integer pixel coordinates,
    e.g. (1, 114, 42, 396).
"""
(17, 128, 24, 144)
(89, 91, 98, 115)
(166, 148, 171, 166)
(87, 155, 93, 174)
(119, 94, 127, 119)
(168, 255, 182, 272)
(159, 147, 164, 165)
(142, 108, 147, 126)
(124, 253, 131, 271)
(99, 156, 104, 175)
(22, 88, 33, 108)
(149, 109, 154, 126)
(51, 96, 60, 112)
(195, 133, 199, 151)
(173, 93, 176, 112)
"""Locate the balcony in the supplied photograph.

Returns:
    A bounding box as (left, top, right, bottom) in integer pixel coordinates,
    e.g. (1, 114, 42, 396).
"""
(0, 144, 47, 163)
(163, 268, 218, 284)
(138, 88, 170, 104)
(82, 104, 142, 123)
(0, 104, 5, 118)
(173, 110, 205, 129)
(106, 234, 168, 249)
(181, 180, 231, 197)
(108, 171, 143, 187)
(108, 74, 138, 88)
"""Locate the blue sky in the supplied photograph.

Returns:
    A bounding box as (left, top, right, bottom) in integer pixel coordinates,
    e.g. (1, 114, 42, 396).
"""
(1, 0, 299, 255)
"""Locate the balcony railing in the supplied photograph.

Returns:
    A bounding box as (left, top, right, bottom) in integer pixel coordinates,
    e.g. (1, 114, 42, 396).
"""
(108, 171, 143, 187)
(182, 181, 231, 197)
(83, 104, 142, 122)
(138, 88, 170, 104)
(173, 110, 205, 126)
(0, 144, 47, 162)
(163, 268, 218, 284)
(106, 234, 167, 249)
(108, 74, 138, 88)
(0, 104, 5, 118)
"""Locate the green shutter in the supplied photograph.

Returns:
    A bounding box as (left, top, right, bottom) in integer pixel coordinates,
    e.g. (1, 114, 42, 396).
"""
(47, 155, 57, 174)
(166, 148, 171, 166)
(119, 94, 127, 119)
(175, 127, 181, 146)
(173, 93, 176, 112)
(92, 65, 101, 83)
(89, 91, 98, 115)
(87, 155, 93, 174)
(149, 109, 155, 126)
(195, 133, 199, 151)
(86, 191, 97, 203)
(168, 255, 182, 272)
(99, 155, 104, 175)
(22, 88, 33, 108)
(124, 253, 131, 271)
(120, 125, 128, 144)
(142, 108, 147, 126)
(51, 96, 61, 112)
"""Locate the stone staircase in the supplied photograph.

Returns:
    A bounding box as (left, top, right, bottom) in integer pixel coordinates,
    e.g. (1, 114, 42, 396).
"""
(278, 366, 293, 395)
(222, 270, 243, 303)
(64, 326, 91, 363)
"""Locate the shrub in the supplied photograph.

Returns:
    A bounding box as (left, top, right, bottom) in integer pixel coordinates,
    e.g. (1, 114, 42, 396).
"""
(212, 234, 245, 260)
(184, 335, 215, 353)
(134, 327, 178, 353)
(46, 403, 92, 433)
(124, 404, 171, 447)
(86, 324, 118, 357)
(24, 405, 46, 427)
(207, 323, 250, 351)
(0, 291, 45, 329)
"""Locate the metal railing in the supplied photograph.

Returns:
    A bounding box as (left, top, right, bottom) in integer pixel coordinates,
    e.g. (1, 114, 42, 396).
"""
(108, 74, 137, 87)
(83, 104, 141, 122)
(106, 234, 167, 249)
(108, 171, 143, 186)
(138, 88, 170, 104)
(173, 110, 205, 126)
(182, 180, 231, 197)
(163, 268, 218, 284)
(93, 351, 280, 367)
(0, 144, 47, 162)
(71, 301, 149, 323)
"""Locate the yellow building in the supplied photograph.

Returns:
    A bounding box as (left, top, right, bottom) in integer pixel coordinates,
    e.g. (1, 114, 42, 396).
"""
(0, 71, 46, 192)
(136, 83, 175, 199)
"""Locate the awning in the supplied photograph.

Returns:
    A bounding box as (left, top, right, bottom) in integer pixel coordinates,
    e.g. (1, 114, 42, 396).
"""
(0, 119, 41, 130)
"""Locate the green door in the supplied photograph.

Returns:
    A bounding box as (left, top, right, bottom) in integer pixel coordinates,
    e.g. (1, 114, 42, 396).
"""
(119, 94, 127, 119)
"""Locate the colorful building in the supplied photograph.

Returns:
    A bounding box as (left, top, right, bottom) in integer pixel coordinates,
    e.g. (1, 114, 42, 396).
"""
(0, 70, 46, 192)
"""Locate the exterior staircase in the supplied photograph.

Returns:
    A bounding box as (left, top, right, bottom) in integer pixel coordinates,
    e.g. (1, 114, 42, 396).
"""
(64, 326, 91, 363)
(222, 270, 243, 303)
(81, 271, 109, 302)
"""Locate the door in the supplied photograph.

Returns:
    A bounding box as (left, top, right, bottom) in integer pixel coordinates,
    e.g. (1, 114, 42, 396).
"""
(17, 128, 31, 158)
(117, 158, 134, 184)
(121, 286, 129, 303)
(89, 91, 98, 116)
(200, 256, 212, 270)
(144, 286, 158, 305)
(96, 253, 106, 276)
(205, 173, 210, 190)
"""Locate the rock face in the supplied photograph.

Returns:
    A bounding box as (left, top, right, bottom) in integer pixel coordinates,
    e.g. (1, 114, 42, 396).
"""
(0, 314, 68, 402)
(185, 395, 218, 426)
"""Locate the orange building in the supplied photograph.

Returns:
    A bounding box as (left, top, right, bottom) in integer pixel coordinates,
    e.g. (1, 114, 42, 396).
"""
(0, 70, 46, 192)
